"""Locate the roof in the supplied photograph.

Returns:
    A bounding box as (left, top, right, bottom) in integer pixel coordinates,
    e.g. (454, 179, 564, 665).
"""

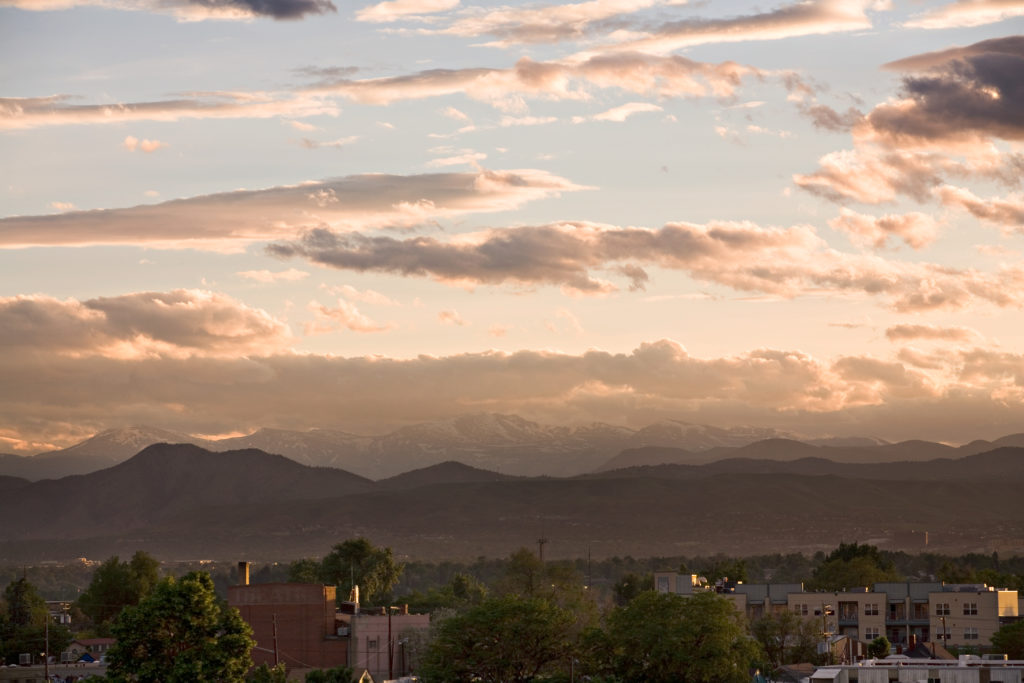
(811, 668, 842, 681)
(775, 663, 816, 683)
(905, 641, 955, 660)
(75, 638, 115, 646)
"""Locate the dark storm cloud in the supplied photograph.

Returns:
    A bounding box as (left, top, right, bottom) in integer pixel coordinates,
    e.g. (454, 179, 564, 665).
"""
(866, 35, 1024, 144)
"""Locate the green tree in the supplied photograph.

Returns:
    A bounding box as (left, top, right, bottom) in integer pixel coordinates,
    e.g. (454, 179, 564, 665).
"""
(612, 572, 652, 606)
(288, 558, 322, 584)
(320, 538, 404, 604)
(418, 595, 576, 683)
(0, 577, 73, 666)
(598, 591, 761, 683)
(77, 551, 161, 633)
(991, 620, 1024, 659)
(868, 636, 891, 659)
(305, 666, 356, 682)
(399, 572, 488, 612)
(496, 548, 598, 626)
(751, 610, 820, 667)
(106, 571, 253, 683)
(248, 662, 289, 683)
(810, 543, 901, 590)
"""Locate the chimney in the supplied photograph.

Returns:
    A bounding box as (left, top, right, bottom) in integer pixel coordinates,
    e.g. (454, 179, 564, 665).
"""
(238, 561, 250, 586)
(349, 585, 360, 605)
(401, 604, 409, 615)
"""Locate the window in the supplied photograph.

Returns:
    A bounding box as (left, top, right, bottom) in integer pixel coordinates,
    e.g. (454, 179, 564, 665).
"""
(864, 603, 879, 616)
(367, 637, 379, 650)
(793, 603, 808, 616)
(657, 576, 670, 593)
(865, 627, 880, 640)
(964, 627, 979, 640)
(936, 603, 950, 616)
(963, 602, 978, 615)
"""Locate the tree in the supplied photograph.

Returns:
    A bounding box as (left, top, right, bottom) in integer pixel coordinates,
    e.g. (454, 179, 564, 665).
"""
(248, 663, 289, 683)
(305, 666, 356, 682)
(288, 558, 322, 584)
(868, 636, 891, 659)
(418, 595, 576, 683)
(991, 620, 1024, 660)
(751, 610, 820, 667)
(598, 591, 761, 683)
(0, 577, 73, 666)
(810, 543, 901, 590)
(106, 571, 253, 682)
(319, 538, 404, 604)
(612, 572, 652, 606)
(496, 548, 598, 627)
(77, 551, 161, 632)
(399, 572, 488, 612)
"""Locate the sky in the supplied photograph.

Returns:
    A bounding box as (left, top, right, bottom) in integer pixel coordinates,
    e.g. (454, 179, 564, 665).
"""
(1, 0, 1024, 454)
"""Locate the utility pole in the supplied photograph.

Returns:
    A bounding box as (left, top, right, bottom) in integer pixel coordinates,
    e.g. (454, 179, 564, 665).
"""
(388, 607, 394, 681)
(44, 614, 49, 680)
(273, 613, 279, 666)
(537, 537, 548, 563)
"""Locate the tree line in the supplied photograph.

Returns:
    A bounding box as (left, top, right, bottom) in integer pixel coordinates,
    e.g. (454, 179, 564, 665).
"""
(3, 541, 1024, 681)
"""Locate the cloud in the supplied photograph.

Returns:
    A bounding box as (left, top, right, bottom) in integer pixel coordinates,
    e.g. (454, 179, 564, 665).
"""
(413, 0, 672, 46)
(591, 101, 663, 122)
(10, 334, 1024, 452)
(50, 201, 75, 211)
(237, 268, 310, 283)
(426, 150, 488, 167)
(798, 103, 864, 132)
(828, 207, 939, 249)
(0, 0, 337, 20)
(0, 290, 292, 359)
(299, 136, 359, 149)
(322, 284, 400, 306)
(863, 35, 1024, 146)
(885, 324, 978, 342)
(438, 309, 467, 325)
(268, 220, 1024, 310)
(0, 92, 337, 130)
(357, 0, 458, 22)
(303, 53, 759, 108)
(305, 299, 393, 333)
(0, 168, 586, 249)
(934, 184, 1024, 231)
(581, 0, 877, 56)
(123, 135, 168, 153)
(904, 0, 1024, 29)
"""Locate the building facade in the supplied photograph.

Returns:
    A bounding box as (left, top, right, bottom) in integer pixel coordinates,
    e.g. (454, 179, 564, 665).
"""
(653, 572, 1019, 651)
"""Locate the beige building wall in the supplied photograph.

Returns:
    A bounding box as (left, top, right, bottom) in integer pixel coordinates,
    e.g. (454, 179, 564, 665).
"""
(928, 588, 1018, 647)
(788, 591, 887, 644)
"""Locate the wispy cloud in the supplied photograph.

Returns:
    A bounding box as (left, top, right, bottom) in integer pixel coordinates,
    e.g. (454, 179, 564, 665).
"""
(122, 135, 168, 153)
(269, 220, 1024, 310)
(0, 92, 337, 130)
(1, 0, 337, 21)
(237, 268, 311, 283)
(0, 168, 587, 249)
(885, 324, 979, 343)
(904, 0, 1024, 29)
(305, 299, 394, 333)
(357, 0, 459, 22)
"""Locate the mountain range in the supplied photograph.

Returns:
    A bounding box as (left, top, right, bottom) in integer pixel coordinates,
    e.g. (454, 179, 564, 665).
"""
(1, 441, 1022, 563)
(4, 415, 1024, 482)
(0, 416, 799, 480)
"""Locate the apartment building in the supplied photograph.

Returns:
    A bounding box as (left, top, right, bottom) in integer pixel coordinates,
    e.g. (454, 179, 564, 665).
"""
(653, 572, 1019, 651)
(929, 584, 1020, 648)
